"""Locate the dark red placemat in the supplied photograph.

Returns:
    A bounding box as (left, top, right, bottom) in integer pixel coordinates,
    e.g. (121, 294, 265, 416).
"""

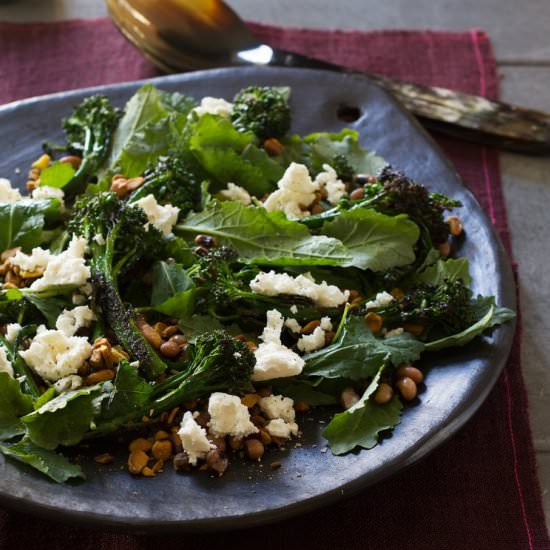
(0, 18, 548, 550)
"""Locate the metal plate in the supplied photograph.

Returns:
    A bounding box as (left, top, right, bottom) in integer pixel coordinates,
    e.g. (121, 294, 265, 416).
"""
(0, 67, 516, 533)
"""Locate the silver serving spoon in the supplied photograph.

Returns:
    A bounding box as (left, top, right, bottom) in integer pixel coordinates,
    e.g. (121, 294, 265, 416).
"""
(106, 0, 550, 155)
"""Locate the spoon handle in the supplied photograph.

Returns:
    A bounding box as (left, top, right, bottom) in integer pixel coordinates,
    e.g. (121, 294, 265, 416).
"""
(270, 49, 550, 155)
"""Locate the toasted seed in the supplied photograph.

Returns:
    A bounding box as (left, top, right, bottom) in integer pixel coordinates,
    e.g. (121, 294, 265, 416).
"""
(396, 377, 417, 401)
(152, 439, 173, 461)
(173, 452, 190, 471)
(85, 369, 114, 385)
(166, 406, 180, 425)
(151, 459, 164, 474)
(396, 364, 424, 384)
(263, 137, 284, 156)
(128, 449, 149, 475)
(403, 323, 424, 336)
(32, 154, 51, 171)
(125, 176, 145, 191)
(98, 344, 114, 370)
(94, 453, 114, 465)
(141, 466, 155, 477)
(111, 346, 129, 364)
(1, 247, 20, 262)
(447, 215, 464, 237)
(350, 187, 365, 200)
(241, 393, 260, 408)
(160, 340, 181, 359)
(302, 320, 321, 335)
(110, 177, 128, 198)
(364, 312, 383, 333)
(244, 439, 265, 461)
(136, 317, 162, 349)
(374, 383, 394, 405)
(340, 387, 360, 409)
(129, 438, 153, 453)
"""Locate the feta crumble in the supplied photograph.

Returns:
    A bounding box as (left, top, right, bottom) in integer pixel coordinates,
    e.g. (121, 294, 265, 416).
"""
(365, 291, 395, 310)
(297, 326, 326, 353)
(11, 246, 52, 273)
(284, 318, 302, 334)
(29, 236, 90, 291)
(0, 178, 22, 203)
(53, 374, 83, 394)
(385, 327, 404, 338)
(192, 97, 234, 119)
(134, 194, 180, 237)
(207, 392, 258, 439)
(5, 323, 22, 344)
(314, 164, 347, 205)
(259, 395, 296, 423)
(252, 309, 305, 382)
(178, 411, 213, 465)
(219, 183, 252, 205)
(290, 304, 298, 314)
(0, 347, 14, 378)
(19, 325, 92, 382)
(55, 306, 96, 337)
(320, 316, 333, 332)
(265, 418, 299, 439)
(263, 162, 318, 219)
(250, 271, 349, 308)
(31, 185, 65, 206)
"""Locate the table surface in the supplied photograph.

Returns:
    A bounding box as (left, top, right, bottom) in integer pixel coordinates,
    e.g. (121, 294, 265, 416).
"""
(1, 0, 549, 528)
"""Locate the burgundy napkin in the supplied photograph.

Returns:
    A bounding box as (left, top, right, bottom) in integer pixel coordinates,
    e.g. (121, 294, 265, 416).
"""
(0, 18, 549, 550)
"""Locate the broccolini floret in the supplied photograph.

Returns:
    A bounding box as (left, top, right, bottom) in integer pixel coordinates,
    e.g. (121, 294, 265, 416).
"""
(231, 86, 291, 140)
(69, 192, 166, 379)
(56, 95, 122, 196)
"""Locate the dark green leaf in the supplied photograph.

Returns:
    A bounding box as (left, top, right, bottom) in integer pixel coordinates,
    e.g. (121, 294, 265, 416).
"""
(416, 258, 471, 286)
(0, 372, 34, 440)
(320, 208, 420, 271)
(0, 437, 84, 483)
(176, 200, 351, 266)
(304, 316, 424, 380)
(270, 379, 339, 406)
(24, 293, 73, 327)
(151, 261, 194, 306)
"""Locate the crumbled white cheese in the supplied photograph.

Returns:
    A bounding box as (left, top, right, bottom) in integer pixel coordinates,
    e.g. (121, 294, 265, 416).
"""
(31, 185, 65, 206)
(134, 194, 180, 237)
(0, 178, 22, 203)
(284, 318, 302, 334)
(53, 374, 83, 393)
(219, 183, 252, 205)
(0, 347, 14, 378)
(259, 395, 296, 423)
(207, 392, 258, 439)
(178, 411, 213, 465)
(55, 306, 96, 337)
(385, 327, 404, 338)
(29, 236, 90, 291)
(290, 304, 298, 314)
(11, 246, 52, 273)
(263, 162, 319, 219)
(314, 163, 347, 205)
(5, 323, 22, 344)
(320, 316, 333, 332)
(250, 271, 349, 308)
(297, 326, 326, 353)
(192, 97, 234, 119)
(19, 326, 92, 382)
(252, 309, 305, 382)
(93, 233, 105, 246)
(265, 418, 298, 439)
(365, 291, 395, 310)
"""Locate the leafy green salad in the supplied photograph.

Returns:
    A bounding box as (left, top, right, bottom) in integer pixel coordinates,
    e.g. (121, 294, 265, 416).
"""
(0, 84, 514, 482)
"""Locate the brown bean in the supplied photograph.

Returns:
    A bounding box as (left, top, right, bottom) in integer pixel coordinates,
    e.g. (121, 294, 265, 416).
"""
(447, 215, 464, 237)
(170, 334, 187, 346)
(350, 187, 365, 200)
(340, 387, 360, 409)
(364, 312, 383, 333)
(129, 438, 153, 453)
(206, 449, 229, 475)
(137, 318, 162, 349)
(173, 452, 190, 471)
(396, 377, 417, 401)
(244, 439, 265, 461)
(396, 365, 424, 384)
(374, 383, 394, 405)
(59, 155, 82, 169)
(85, 369, 114, 385)
(152, 439, 173, 461)
(302, 320, 321, 335)
(128, 449, 149, 474)
(160, 340, 181, 358)
(263, 137, 284, 156)
(161, 325, 179, 339)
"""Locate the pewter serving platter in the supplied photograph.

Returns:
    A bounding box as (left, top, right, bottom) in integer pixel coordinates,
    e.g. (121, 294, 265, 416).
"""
(0, 68, 516, 532)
